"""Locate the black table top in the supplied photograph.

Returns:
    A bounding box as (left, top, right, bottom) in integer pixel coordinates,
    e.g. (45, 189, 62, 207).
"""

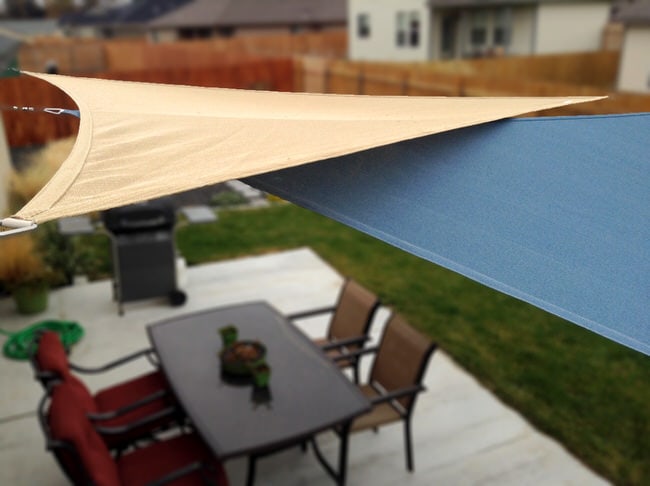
(148, 301, 370, 459)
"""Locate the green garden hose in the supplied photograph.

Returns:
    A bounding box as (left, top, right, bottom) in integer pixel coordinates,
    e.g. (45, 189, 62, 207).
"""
(0, 320, 84, 360)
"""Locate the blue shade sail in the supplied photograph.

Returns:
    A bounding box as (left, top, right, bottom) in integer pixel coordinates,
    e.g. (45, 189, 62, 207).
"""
(246, 113, 650, 356)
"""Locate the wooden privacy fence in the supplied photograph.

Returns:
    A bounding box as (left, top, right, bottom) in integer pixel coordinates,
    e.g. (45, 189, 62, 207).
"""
(1, 59, 295, 147)
(104, 32, 346, 72)
(296, 55, 650, 116)
(18, 31, 346, 74)
(0, 75, 80, 148)
(99, 59, 295, 91)
(18, 38, 107, 75)
(420, 51, 621, 89)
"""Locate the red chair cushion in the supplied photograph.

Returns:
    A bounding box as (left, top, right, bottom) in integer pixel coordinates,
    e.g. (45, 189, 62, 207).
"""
(94, 370, 169, 421)
(94, 370, 168, 412)
(117, 433, 229, 486)
(94, 370, 173, 447)
(48, 384, 121, 486)
(66, 374, 99, 414)
(36, 331, 71, 378)
(36, 331, 98, 414)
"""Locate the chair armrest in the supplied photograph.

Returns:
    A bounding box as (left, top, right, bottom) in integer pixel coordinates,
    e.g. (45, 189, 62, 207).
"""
(320, 335, 369, 352)
(331, 345, 379, 363)
(34, 370, 58, 382)
(145, 461, 208, 486)
(285, 305, 336, 321)
(94, 406, 177, 435)
(87, 389, 169, 421)
(70, 348, 158, 374)
(369, 384, 425, 406)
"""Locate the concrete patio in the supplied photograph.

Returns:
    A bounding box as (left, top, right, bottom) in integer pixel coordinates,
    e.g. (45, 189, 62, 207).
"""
(0, 247, 608, 485)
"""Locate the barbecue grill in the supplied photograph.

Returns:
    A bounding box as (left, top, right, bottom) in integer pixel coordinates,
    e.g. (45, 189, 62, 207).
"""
(102, 201, 186, 315)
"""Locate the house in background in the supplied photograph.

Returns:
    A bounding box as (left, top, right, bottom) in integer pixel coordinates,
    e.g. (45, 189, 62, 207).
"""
(615, 2, 650, 93)
(59, 0, 346, 41)
(148, 0, 346, 42)
(0, 18, 59, 47)
(59, 0, 191, 38)
(349, 0, 612, 61)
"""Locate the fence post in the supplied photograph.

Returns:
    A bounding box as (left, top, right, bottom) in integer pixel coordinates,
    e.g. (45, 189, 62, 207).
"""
(324, 64, 331, 94)
(69, 44, 75, 74)
(357, 66, 364, 95)
(401, 72, 410, 95)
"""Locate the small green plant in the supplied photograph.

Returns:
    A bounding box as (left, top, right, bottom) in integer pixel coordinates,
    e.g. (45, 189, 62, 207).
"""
(219, 325, 238, 348)
(210, 190, 248, 208)
(38, 222, 77, 287)
(0, 233, 53, 314)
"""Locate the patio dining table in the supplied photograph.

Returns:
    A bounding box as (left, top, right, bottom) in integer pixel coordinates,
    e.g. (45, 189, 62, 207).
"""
(147, 301, 371, 486)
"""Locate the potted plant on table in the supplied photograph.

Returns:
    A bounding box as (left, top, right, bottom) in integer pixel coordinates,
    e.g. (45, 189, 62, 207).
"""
(0, 234, 52, 315)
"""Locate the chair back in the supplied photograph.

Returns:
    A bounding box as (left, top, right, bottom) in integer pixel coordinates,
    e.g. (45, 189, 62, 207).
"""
(369, 313, 436, 411)
(33, 331, 99, 414)
(31, 331, 71, 385)
(42, 382, 121, 486)
(328, 279, 380, 342)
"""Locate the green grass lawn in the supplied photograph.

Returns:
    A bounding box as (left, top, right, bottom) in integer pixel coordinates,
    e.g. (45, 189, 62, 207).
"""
(82, 203, 649, 484)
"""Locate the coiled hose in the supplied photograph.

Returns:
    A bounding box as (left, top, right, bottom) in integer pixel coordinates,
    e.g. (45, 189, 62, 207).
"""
(0, 320, 84, 360)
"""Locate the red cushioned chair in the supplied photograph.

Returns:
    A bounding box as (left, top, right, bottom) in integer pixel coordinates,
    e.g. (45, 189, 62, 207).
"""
(30, 330, 179, 452)
(40, 382, 229, 486)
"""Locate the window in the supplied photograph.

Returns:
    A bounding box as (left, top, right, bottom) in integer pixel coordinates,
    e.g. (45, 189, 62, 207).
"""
(441, 13, 459, 58)
(493, 8, 511, 47)
(217, 26, 234, 38)
(409, 11, 420, 47)
(179, 28, 212, 40)
(466, 8, 511, 57)
(357, 13, 370, 38)
(396, 11, 407, 46)
(396, 10, 420, 48)
(493, 26, 507, 46)
(470, 10, 488, 49)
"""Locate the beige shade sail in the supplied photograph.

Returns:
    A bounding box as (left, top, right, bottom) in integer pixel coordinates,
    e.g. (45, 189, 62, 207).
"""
(1, 71, 603, 229)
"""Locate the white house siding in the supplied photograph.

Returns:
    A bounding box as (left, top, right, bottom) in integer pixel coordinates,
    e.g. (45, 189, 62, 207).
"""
(535, 2, 610, 53)
(617, 27, 650, 93)
(348, 0, 430, 61)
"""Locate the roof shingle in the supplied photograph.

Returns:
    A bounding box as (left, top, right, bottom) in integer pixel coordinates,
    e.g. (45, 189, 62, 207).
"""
(149, 0, 346, 29)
